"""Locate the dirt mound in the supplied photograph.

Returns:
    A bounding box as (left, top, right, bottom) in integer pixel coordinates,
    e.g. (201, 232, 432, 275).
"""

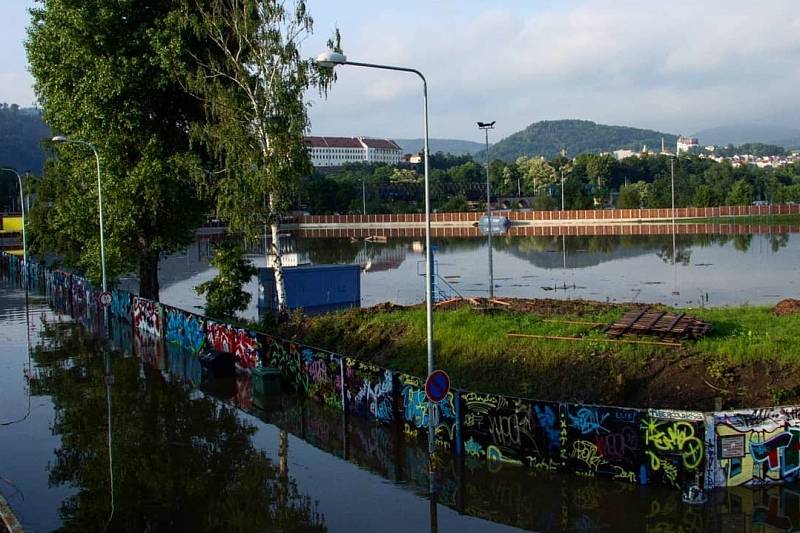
(426, 297, 643, 317)
(772, 299, 800, 316)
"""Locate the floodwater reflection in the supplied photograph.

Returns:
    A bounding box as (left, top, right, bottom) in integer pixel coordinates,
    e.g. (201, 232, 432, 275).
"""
(4, 274, 800, 531)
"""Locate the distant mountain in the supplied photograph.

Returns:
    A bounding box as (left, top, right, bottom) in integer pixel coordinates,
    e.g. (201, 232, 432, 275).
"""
(482, 119, 678, 162)
(394, 138, 485, 155)
(692, 124, 800, 149)
(0, 104, 50, 175)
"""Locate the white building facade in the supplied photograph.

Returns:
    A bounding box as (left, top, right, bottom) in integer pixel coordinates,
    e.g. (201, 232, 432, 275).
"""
(677, 136, 699, 154)
(305, 136, 403, 167)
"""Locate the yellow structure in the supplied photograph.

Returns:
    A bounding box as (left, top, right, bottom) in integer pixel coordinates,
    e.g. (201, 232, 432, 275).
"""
(0, 215, 23, 233)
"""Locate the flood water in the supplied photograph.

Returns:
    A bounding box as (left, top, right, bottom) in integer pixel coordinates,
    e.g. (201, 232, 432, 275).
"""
(144, 227, 800, 320)
(3, 278, 800, 531)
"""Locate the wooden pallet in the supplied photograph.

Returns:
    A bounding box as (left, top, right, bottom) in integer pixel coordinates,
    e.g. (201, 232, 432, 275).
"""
(604, 308, 712, 340)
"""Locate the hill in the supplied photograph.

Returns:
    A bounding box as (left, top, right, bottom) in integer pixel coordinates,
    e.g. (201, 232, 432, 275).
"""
(395, 138, 485, 155)
(0, 104, 50, 175)
(482, 119, 677, 162)
(692, 124, 800, 149)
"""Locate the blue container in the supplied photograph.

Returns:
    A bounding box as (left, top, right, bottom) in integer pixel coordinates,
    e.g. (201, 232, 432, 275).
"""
(258, 264, 361, 315)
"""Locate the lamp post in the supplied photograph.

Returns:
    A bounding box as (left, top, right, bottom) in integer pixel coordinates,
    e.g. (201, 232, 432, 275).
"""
(51, 136, 107, 294)
(478, 121, 495, 299)
(362, 177, 367, 216)
(561, 167, 565, 211)
(316, 50, 437, 458)
(0, 168, 27, 277)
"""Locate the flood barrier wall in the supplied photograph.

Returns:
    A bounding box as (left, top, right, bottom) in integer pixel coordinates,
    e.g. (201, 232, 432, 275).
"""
(291, 203, 800, 226)
(3, 250, 798, 492)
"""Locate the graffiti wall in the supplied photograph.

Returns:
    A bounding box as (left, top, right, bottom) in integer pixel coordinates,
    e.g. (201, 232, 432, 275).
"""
(14, 249, 800, 492)
(462, 393, 562, 471)
(133, 297, 162, 338)
(134, 323, 165, 370)
(166, 341, 202, 386)
(111, 289, 133, 320)
(399, 373, 459, 451)
(344, 358, 395, 423)
(641, 409, 706, 489)
(711, 407, 800, 487)
(206, 320, 260, 369)
(301, 349, 343, 411)
(164, 306, 205, 354)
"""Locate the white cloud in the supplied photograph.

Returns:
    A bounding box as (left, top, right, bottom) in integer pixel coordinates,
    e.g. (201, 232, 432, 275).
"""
(306, 0, 800, 140)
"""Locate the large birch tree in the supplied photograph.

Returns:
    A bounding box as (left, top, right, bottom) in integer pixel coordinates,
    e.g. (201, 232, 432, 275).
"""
(182, 0, 340, 312)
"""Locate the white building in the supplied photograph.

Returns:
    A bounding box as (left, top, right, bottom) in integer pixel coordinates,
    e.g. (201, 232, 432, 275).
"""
(677, 136, 699, 154)
(304, 136, 403, 167)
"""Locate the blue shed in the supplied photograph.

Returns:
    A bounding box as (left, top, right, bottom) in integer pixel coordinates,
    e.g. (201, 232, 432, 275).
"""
(258, 264, 361, 316)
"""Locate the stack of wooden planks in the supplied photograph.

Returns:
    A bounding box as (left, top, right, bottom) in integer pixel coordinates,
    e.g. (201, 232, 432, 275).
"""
(604, 308, 712, 340)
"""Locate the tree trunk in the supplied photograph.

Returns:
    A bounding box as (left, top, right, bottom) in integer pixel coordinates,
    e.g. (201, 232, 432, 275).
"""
(139, 250, 160, 300)
(268, 193, 287, 313)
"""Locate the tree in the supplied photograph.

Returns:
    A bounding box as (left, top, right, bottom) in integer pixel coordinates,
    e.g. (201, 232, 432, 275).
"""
(195, 240, 258, 320)
(184, 0, 339, 313)
(727, 179, 752, 206)
(26, 0, 211, 299)
(516, 156, 556, 196)
(617, 184, 642, 209)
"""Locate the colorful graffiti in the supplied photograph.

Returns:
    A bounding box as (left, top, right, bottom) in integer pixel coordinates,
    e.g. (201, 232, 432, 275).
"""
(302, 349, 343, 410)
(111, 289, 133, 320)
(345, 358, 394, 423)
(164, 306, 205, 354)
(564, 405, 643, 483)
(206, 321, 259, 369)
(263, 336, 307, 393)
(133, 297, 161, 338)
(462, 392, 559, 469)
(641, 409, 705, 488)
(711, 407, 800, 487)
(399, 373, 458, 449)
(134, 324, 165, 370)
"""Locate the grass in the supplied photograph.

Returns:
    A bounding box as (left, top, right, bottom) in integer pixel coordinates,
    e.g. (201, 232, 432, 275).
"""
(274, 300, 800, 409)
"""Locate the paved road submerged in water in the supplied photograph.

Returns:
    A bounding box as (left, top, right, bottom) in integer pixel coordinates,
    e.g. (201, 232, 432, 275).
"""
(1, 280, 799, 532)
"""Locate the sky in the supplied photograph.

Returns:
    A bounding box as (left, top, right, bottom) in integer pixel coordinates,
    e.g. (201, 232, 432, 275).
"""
(3, 0, 800, 142)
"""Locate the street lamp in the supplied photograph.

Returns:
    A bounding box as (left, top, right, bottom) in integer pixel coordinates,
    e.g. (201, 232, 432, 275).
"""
(316, 50, 437, 458)
(477, 121, 495, 299)
(0, 168, 28, 278)
(51, 135, 108, 294)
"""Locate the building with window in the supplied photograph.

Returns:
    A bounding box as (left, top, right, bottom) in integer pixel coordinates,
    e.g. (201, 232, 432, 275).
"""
(677, 136, 699, 154)
(304, 136, 402, 167)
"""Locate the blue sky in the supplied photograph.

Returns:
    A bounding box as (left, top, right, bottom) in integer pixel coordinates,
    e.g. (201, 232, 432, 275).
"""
(3, 1, 800, 141)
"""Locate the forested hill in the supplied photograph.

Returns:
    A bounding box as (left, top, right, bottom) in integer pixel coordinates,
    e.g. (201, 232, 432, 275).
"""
(0, 104, 50, 174)
(484, 119, 678, 162)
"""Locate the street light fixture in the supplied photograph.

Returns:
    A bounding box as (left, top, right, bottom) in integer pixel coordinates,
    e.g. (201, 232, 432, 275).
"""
(0, 168, 28, 278)
(315, 50, 437, 460)
(51, 135, 108, 294)
(477, 121, 495, 299)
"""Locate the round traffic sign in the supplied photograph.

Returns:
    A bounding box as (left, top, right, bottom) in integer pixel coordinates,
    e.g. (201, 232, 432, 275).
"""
(424, 369, 450, 403)
(98, 291, 113, 308)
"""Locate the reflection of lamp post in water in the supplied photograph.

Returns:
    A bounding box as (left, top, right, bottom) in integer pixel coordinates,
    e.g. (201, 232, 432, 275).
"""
(104, 350, 116, 528)
(478, 121, 495, 299)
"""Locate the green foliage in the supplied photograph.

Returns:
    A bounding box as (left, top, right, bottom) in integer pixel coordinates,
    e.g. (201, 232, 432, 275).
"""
(727, 179, 753, 205)
(183, 0, 339, 238)
(0, 104, 49, 178)
(532, 192, 556, 211)
(618, 184, 642, 208)
(195, 240, 257, 320)
(439, 194, 469, 212)
(25, 0, 211, 297)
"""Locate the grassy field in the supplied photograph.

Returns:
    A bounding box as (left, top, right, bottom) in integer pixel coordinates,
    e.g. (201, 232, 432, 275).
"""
(273, 299, 800, 410)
